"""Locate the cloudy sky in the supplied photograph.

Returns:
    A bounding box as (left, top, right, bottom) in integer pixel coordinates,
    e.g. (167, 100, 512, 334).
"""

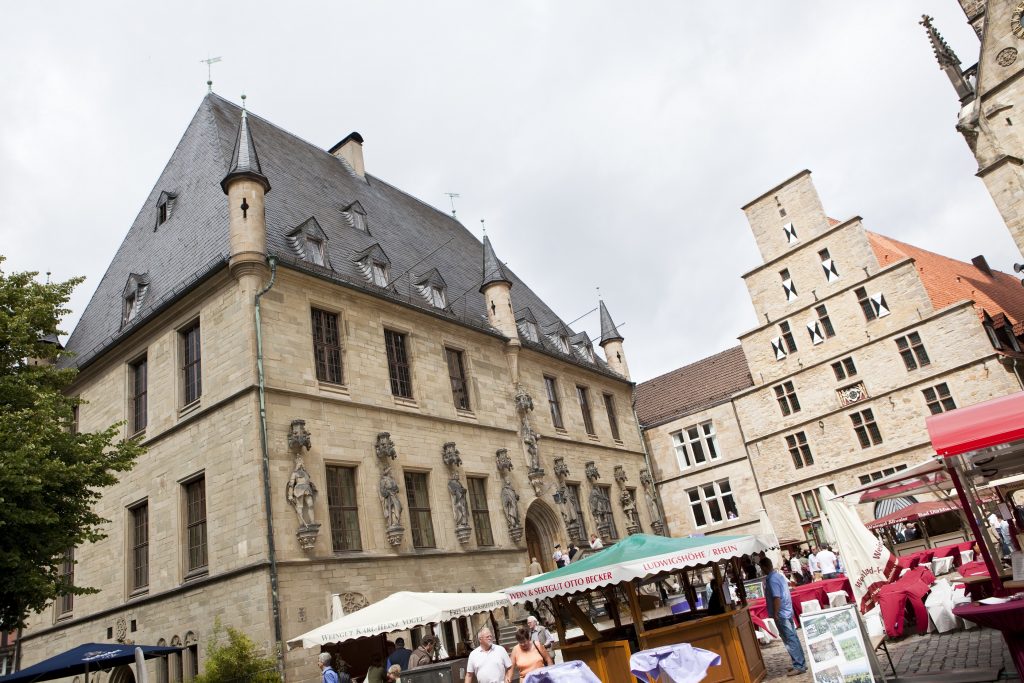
(1, 2, 1016, 383)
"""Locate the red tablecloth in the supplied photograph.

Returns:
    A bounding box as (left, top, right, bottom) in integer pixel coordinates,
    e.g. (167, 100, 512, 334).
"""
(959, 560, 989, 578)
(953, 598, 1024, 677)
(876, 566, 935, 638)
(747, 576, 853, 632)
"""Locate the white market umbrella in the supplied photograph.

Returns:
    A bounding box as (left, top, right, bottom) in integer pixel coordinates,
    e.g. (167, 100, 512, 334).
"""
(819, 487, 899, 612)
(757, 509, 784, 569)
(287, 591, 511, 649)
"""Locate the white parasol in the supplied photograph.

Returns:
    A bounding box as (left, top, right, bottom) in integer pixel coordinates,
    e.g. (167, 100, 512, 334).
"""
(757, 508, 784, 569)
(286, 591, 510, 649)
(819, 486, 899, 612)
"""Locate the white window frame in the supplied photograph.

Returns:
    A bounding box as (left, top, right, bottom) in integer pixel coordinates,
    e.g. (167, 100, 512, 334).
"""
(671, 421, 720, 470)
(687, 479, 737, 528)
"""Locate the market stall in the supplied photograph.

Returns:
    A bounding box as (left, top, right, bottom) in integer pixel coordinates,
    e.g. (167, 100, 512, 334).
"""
(287, 591, 511, 681)
(501, 533, 775, 683)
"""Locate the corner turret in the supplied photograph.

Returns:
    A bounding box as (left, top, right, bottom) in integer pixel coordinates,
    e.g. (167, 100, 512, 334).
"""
(599, 299, 630, 380)
(221, 98, 270, 282)
(480, 235, 519, 340)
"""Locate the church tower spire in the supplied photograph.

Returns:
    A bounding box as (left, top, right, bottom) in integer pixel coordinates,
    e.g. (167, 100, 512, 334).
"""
(920, 15, 975, 102)
(221, 97, 271, 282)
(598, 299, 630, 380)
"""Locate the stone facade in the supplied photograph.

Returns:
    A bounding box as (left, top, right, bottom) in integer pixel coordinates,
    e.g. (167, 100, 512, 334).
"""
(639, 170, 1024, 546)
(18, 99, 650, 683)
(926, 1, 1024, 256)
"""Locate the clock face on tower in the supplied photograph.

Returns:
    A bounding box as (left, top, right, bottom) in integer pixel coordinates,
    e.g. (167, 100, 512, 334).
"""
(1013, 2, 1024, 38)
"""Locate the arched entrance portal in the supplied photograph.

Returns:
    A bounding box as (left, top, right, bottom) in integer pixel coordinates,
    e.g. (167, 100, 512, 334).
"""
(525, 498, 564, 572)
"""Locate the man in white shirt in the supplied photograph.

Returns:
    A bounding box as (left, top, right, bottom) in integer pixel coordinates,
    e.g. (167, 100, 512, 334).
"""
(807, 549, 821, 581)
(816, 546, 838, 579)
(464, 628, 511, 683)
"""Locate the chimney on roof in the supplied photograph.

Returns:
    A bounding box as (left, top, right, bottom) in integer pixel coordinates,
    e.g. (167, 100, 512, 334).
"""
(972, 255, 993, 276)
(329, 132, 365, 178)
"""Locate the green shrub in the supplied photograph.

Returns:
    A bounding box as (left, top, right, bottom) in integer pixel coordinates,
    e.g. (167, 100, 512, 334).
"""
(193, 620, 280, 683)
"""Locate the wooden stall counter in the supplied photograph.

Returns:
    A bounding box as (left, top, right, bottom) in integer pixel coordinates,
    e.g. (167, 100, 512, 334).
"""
(560, 607, 765, 683)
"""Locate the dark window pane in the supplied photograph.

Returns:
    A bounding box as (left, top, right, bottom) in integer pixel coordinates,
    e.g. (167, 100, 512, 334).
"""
(385, 330, 413, 398)
(545, 376, 564, 429)
(182, 323, 202, 404)
(404, 472, 435, 548)
(185, 478, 207, 572)
(130, 503, 149, 591)
(604, 394, 620, 441)
(131, 356, 147, 434)
(468, 477, 494, 546)
(312, 309, 343, 384)
(577, 386, 595, 435)
(445, 348, 471, 411)
(326, 466, 361, 551)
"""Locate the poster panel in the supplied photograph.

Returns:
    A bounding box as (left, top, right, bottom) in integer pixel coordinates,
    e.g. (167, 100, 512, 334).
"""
(799, 604, 879, 683)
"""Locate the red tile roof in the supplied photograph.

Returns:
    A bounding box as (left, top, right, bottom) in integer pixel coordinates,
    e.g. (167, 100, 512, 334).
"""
(635, 346, 752, 427)
(866, 232, 1024, 325)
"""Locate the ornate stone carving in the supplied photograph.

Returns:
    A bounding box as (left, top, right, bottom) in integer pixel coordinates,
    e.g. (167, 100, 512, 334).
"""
(497, 449, 523, 542)
(551, 457, 582, 543)
(620, 489, 642, 535)
(524, 430, 541, 471)
(553, 457, 570, 479)
(286, 419, 321, 550)
(443, 442, 472, 544)
(998, 47, 1019, 67)
(442, 441, 463, 468)
(514, 387, 534, 416)
(613, 465, 628, 488)
(375, 432, 404, 546)
(585, 461, 600, 482)
(340, 592, 369, 613)
(589, 484, 612, 541)
(639, 468, 665, 535)
(375, 432, 398, 462)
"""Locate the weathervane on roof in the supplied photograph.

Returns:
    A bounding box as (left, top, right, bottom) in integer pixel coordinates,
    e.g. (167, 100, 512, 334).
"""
(445, 192, 460, 219)
(200, 55, 222, 93)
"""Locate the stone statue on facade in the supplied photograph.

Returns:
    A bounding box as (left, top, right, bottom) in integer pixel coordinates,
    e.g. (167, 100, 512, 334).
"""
(552, 457, 582, 543)
(442, 442, 472, 544)
(379, 466, 404, 531)
(496, 448, 523, 542)
(589, 485, 611, 540)
(640, 468, 665, 535)
(285, 419, 321, 550)
(373, 431, 405, 546)
(620, 489, 642, 535)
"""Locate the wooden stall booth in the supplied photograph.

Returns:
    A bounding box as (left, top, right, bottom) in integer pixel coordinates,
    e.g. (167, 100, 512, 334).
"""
(502, 533, 774, 683)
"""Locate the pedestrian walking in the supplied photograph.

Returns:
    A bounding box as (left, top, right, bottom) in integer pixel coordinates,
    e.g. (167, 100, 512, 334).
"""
(528, 556, 543, 576)
(816, 546, 838, 580)
(788, 552, 805, 585)
(387, 637, 412, 670)
(464, 627, 511, 683)
(552, 544, 566, 568)
(759, 556, 807, 677)
(319, 653, 340, 683)
(408, 635, 436, 669)
(509, 626, 552, 679)
(526, 615, 554, 648)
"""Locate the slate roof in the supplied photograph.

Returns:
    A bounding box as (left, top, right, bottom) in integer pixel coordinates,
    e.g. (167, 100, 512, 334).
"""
(634, 346, 752, 427)
(867, 232, 1024, 327)
(63, 94, 619, 380)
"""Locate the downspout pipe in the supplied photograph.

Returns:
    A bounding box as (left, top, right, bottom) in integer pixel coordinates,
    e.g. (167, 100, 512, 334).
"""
(255, 257, 284, 677)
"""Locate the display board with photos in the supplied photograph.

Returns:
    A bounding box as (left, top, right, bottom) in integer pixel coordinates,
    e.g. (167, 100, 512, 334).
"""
(799, 603, 881, 683)
(743, 577, 766, 600)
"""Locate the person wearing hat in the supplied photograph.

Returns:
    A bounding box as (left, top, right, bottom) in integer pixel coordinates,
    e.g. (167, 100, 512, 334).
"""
(552, 544, 566, 568)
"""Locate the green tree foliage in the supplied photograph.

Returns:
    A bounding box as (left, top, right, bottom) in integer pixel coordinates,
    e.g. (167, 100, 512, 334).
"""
(194, 620, 280, 683)
(0, 257, 143, 630)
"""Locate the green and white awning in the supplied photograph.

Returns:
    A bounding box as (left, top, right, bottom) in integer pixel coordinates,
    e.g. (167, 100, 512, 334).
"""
(502, 533, 774, 604)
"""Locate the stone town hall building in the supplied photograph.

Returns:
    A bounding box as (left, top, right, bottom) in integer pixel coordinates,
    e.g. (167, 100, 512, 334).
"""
(637, 170, 1024, 545)
(19, 94, 657, 682)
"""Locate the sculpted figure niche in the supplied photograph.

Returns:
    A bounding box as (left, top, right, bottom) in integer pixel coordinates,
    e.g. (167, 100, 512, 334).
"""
(496, 448, 523, 542)
(442, 442, 472, 544)
(375, 432, 405, 546)
(285, 419, 321, 550)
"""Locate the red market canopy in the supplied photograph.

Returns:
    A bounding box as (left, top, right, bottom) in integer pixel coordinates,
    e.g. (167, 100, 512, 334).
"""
(839, 459, 950, 504)
(927, 391, 1024, 457)
(865, 500, 960, 530)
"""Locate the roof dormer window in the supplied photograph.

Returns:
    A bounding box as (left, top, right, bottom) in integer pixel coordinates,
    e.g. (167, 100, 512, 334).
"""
(556, 335, 570, 353)
(287, 217, 332, 269)
(155, 191, 177, 230)
(414, 269, 448, 309)
(520, 320, 539, 342)
(577, 343, 595, 362)
(372, 262, 389, 287)
(343, 201, 369, 233)
(120, 273, 150, 329)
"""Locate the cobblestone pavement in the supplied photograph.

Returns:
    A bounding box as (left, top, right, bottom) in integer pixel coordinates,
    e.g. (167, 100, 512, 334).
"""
(761, 627, 1017, 681)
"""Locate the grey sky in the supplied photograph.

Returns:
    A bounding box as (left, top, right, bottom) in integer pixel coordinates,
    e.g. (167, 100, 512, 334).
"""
(1, 2, 1015, 383)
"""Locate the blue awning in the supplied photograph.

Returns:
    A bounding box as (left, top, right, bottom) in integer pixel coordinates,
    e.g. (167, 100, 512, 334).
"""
(0, 644, 180, 683)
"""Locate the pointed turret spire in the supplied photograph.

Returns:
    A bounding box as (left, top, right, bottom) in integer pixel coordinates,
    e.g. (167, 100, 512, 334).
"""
(920, 15, 975, 100)
(479, 234, 512, 293)
(599, 299, 624, 344)
(221, 96, 271, 194)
